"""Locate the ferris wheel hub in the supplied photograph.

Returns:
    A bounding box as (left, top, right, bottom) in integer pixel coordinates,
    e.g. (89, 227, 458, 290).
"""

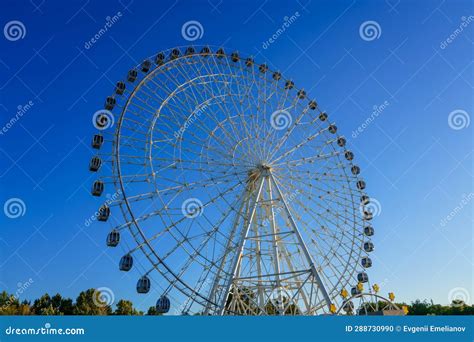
(247, 164, 271, 184)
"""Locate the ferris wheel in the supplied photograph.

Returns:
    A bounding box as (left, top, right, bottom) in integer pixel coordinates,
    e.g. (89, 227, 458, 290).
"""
(88, 45, 376, 315)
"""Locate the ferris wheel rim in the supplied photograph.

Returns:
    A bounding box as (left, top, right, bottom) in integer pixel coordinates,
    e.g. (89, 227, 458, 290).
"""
(112, 57, 224, 308)
(92, 44, 375, 315)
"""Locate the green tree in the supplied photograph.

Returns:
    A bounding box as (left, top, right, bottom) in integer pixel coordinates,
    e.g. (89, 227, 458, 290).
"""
(31, 293, 74, 315)
(73, 289, 112, 315)
(407, 299, 430, 315)
(16, 301, 31, 315)
(52, 294, 74, 315)
(31, 294, 61, 315)
(146, 306, 162, 315)
(0, 291, 22, 315)
(114, 299, 142, 315)
(1, 287, 474, 316)
(404, 299, 474, 316)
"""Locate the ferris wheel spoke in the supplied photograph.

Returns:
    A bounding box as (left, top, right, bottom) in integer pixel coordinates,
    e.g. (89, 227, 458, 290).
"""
(152, 156, 252, 169)
(213, 56, 276, 163)
(90, 47, 376, 316)
(154, 134, 252, 169)
(270, 138, 343, 167)
(202, 55, 259, 159)
(258, 87, 286, 160)
(169, 192, 242, 264)
(169, 103, 242, 157)
(166, 214, 243, 293)
(218, 60, 264, 159)
(276, 165, 355, 178)
(134, 186, 248, 309)
(276, 172, 359, 206)
(162, 228, 224, 296)
(258, 81, 282, 160)
(127, 180, 245, 249)
(265, 103, 309, 163)
(151, 175, 241, 200)
(155, 61, 247, 153)
(114, 93, 157, 120)
(272, 153, 345, 170)
(273, 184, 362, 293)
(116, 102, 155, 126)
(301, 217, 360, 282)
(273, 180, 361, 247)
(279, 174, 357, 208)
(144, 86, 237, 154)
(270, 129, 334, 166)
(110, 175, 239, 210)
(154, 172, 244, 195)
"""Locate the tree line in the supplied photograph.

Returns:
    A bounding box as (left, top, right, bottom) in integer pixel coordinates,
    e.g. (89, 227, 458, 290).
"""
(0, 289, 160, 316)
(0, 289, 472, 315)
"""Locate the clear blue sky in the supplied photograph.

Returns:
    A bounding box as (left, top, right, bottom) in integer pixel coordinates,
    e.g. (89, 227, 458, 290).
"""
(0, 0, 472, 312)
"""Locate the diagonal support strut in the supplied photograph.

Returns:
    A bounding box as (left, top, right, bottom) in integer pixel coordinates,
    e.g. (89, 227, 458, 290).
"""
(269, 172, 333, 311)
